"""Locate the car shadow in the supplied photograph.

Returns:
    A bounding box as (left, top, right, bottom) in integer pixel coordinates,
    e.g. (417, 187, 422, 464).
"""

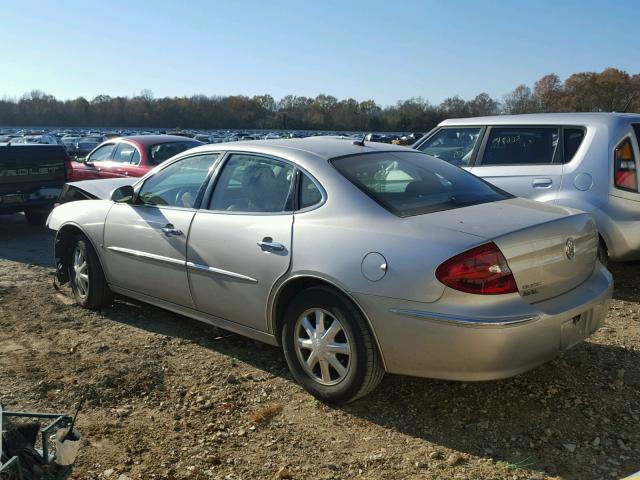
(0, 214, 53, 266)
(609, 260, 640, 302)
(93, 286, 639, 480)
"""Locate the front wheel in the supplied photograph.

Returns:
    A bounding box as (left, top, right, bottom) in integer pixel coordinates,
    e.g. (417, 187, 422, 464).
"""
(281, 286, 384, 404)
(68, 234, 113, 309)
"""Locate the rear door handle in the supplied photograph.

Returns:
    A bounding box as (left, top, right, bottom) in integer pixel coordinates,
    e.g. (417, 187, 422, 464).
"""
(532, 178, 553, 188)
(160, 224, 183, 236)
(257, 237, 285, 252)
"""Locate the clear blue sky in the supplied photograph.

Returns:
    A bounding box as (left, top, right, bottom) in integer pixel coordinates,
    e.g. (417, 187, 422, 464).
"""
(1, 0, 639, 106)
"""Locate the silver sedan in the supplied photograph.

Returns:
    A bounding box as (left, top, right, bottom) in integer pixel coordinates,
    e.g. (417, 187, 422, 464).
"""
(47, 138, 613, 403)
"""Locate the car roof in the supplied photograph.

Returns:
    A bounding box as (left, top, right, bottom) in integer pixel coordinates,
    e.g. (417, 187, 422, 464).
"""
(185, 136, 415, 162)
(112, 135, 202, 148)
(440, 112, 640, 127)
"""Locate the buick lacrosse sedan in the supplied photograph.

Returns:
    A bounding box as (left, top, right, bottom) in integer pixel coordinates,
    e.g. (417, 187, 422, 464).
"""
(47, 138, 613, 403)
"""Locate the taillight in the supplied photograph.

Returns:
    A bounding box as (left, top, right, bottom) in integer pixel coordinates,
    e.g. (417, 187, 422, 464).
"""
(65, 155, 76, 181)
(435, 242, 518, 295)
(614, 138, 638, 192)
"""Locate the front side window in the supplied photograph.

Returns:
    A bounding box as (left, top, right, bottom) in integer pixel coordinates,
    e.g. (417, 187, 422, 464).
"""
(112, 143, 139, 163)
(333, 152, 509, 217)
(209, 154, 295, 213)
(88, 144, 115, 162)
(138, 153, 220, 208)
(481, 127, 559, 166)
(148, 141, 202, 164)
(416, 127, 481, 167)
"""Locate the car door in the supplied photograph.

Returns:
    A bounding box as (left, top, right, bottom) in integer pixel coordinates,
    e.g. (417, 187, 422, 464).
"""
(186, 153, 295, 332)
(102, 153, 221, 307)
(81, 143, 117, 179)
(469, 126, 563, 202)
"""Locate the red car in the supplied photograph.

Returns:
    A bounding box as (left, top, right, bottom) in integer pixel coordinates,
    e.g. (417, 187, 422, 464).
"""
(70, 135, 203, 180)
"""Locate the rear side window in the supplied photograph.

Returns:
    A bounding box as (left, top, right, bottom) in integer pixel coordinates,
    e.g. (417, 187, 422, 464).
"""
(299, 173, 322, 209)
(564, 128, 585, 162)
(149, 141, 201, 164)
(416, 127, 481, 167)
(480, 127, 559, 165)
(209, 154, 295, 213)
(112, 143, 139, 163)
(332, 152, 509, 217)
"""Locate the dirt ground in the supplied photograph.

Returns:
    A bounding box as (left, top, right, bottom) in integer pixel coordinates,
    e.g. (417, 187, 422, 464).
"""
(1, 213, 639, 480)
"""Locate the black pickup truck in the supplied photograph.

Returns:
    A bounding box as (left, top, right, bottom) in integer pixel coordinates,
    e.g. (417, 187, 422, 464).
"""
(0, 144, 73, 225)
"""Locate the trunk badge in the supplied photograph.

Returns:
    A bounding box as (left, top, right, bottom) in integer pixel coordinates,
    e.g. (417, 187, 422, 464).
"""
(565, 238, 576, 260)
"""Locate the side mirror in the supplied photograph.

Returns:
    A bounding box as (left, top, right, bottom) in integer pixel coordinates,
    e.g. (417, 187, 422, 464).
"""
(111, 185, 135, 203)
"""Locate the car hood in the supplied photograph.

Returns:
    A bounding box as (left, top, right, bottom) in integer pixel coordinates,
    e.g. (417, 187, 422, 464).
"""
(66, 177, 137, 200)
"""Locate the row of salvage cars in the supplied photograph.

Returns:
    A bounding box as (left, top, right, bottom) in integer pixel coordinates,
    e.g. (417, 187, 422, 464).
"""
(48, 112, 640, 403)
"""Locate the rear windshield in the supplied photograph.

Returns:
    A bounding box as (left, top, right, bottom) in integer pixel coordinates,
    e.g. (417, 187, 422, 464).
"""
(332, 151, 510, 217)
(148, 141, 201, 164)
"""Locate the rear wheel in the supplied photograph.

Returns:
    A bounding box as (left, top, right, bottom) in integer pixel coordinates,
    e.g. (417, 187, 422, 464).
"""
(68, 234, 113, 309)
(24, 209, 49, 226)
(281, 286, 384, 404)
(598, 237, 609, 268)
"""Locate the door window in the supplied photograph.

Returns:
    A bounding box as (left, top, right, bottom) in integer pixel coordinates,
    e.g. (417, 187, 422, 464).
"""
(112, 143, 140, 164)
(481, 127, 559, 165)
(138, 154, 220, 208)
(87, 144, 115, 162)
(416, 128, 481, 167)
(209, 154, 295, 213)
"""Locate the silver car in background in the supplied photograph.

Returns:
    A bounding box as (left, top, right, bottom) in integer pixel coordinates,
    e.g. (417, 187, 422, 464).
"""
(47, 138, 612, 403)
(414, 113, 640, 264)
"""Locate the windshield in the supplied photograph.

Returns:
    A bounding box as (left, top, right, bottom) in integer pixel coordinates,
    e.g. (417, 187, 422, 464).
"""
(416, 127, 482, 167)
(332, 151, 510, 217)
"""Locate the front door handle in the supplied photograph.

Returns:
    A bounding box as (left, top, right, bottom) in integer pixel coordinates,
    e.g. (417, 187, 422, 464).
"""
(257, 237, 285, 252)
(532, 178, 553, 188)
(160, 224, 183, 236)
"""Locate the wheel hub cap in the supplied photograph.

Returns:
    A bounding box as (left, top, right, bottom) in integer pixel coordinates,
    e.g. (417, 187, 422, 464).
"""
(72, 246, 89, 298)
(294, 308, 352, 386)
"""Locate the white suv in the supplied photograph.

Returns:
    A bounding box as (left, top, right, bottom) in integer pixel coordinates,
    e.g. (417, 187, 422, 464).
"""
(414, 113, 640, 263)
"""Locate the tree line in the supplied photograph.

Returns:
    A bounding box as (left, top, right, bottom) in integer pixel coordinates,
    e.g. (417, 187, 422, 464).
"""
(0, 68, 638, 132)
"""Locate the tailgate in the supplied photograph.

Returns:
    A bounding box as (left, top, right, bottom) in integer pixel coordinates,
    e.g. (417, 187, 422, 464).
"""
(0, 146, 67, 190)
(494, 213, 598, 303)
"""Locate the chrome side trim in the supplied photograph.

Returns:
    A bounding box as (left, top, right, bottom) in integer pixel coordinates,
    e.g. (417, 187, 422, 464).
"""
(106, 246, 185, 267)
(109, 284, 277, 346)
(389, 308, 540, 328)
(186, 261, 258, 283)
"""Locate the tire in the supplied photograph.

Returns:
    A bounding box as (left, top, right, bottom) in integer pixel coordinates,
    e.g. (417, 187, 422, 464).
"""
(598, 237, 609, 268)
(281, 286, 384, 404)
(24, 209, 49, 226)
(68, 234, 113, 309)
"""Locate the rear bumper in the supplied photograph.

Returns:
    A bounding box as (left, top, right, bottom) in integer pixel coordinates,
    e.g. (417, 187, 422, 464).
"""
(595, 194, 640, 261)
(354, 264, 613, 381)
(0, 186, 62, 214)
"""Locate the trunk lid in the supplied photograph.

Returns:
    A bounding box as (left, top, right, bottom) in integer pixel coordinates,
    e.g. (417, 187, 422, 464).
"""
(420, 198, 598, 303)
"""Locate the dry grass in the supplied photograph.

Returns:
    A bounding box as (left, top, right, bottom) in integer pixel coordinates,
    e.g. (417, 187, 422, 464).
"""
(249, 403, 283, 425)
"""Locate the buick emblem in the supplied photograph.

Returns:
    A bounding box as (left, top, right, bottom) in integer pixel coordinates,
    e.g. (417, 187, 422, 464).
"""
(565, 238, 576, 260)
